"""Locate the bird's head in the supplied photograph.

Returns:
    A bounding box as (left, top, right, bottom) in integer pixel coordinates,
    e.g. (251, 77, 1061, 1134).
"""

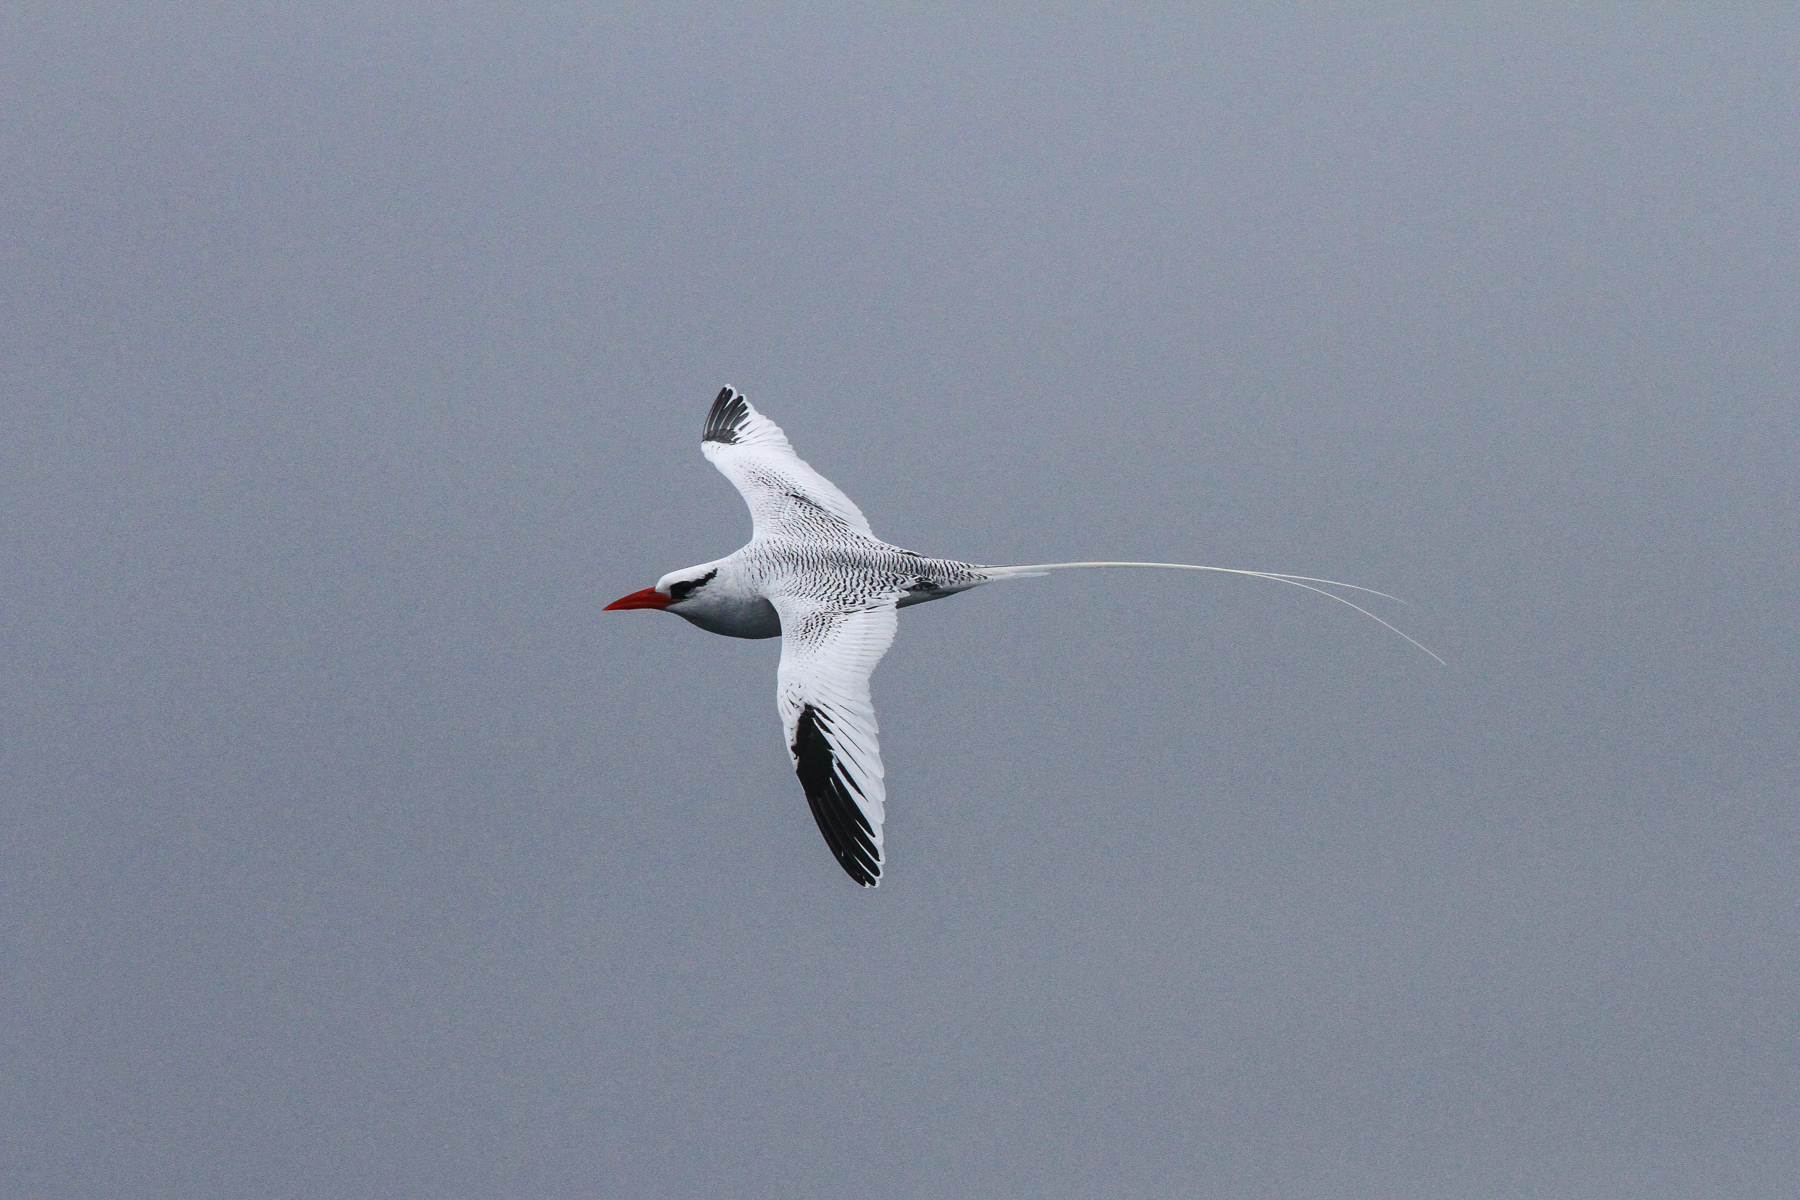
(604, 562, 721, 614)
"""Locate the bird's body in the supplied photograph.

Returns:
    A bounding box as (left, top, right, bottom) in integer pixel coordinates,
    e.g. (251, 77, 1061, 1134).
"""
(608, 387, 1436, 887)
(650, 540, 988, 641)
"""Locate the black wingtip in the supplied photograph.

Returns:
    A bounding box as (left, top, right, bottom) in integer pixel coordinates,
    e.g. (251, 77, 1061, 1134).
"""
(702, 386, 751, 445)
(792, 704, 882, 887)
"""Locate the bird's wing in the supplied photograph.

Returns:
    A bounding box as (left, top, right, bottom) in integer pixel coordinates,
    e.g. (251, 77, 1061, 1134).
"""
(770, 593, 899, 886)
(700, 387, 874, 539)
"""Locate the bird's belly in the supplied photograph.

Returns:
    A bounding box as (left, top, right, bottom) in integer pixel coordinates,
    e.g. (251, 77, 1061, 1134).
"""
(895, 580, 981, 608)
(675, 595, 782, 639)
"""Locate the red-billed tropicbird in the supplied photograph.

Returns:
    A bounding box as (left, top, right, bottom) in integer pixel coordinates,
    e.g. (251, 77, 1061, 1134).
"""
(607, 387, 1438, 887)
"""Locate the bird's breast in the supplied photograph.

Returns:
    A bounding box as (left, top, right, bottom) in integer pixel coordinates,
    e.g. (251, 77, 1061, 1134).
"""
(674, 593, 782, 639)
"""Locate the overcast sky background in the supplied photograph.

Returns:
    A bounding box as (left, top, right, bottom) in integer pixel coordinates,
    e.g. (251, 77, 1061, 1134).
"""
(3, 6, 1797, 1198)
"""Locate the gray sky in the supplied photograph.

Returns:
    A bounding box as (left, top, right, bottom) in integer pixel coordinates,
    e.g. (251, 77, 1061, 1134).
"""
(4, 6, 1796, 1198)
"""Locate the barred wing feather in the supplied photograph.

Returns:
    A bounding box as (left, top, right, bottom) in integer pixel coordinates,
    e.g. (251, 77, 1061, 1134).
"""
(700, 387, 874, 539)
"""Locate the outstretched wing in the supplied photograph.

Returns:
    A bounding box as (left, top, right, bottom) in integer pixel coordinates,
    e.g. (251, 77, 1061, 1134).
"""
(700, 387, 874, 540)
(771, 594, 899, 886)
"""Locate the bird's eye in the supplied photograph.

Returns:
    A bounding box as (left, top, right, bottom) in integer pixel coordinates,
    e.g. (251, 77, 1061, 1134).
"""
(667, 568, 718, 603)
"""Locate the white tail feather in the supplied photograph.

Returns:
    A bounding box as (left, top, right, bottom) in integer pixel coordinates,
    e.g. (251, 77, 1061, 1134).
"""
(980, 561, 1445, 665)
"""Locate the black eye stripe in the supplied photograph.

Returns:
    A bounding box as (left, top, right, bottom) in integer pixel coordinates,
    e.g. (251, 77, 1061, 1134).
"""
(667, 568, 718, 602)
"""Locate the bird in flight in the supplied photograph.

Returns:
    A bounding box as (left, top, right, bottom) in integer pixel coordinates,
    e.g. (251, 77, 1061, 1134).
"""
(608, 387, 1439, 887)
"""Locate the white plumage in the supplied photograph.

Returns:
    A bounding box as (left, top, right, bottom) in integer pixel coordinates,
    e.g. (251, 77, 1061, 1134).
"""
(607, 387, 1438, 887)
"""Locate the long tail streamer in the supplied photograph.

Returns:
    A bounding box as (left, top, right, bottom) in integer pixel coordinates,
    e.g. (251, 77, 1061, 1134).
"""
(981, 561, 1445, 665)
